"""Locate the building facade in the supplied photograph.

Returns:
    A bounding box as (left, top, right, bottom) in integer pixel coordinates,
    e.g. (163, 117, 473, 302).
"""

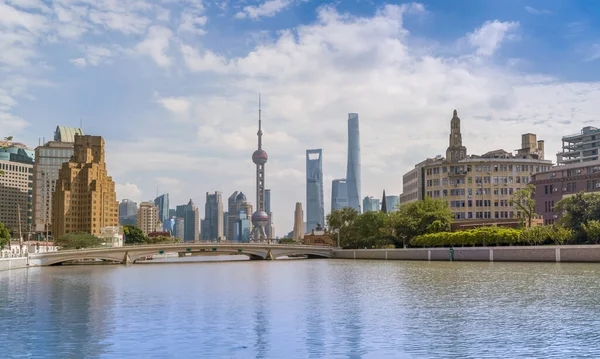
(306, 149, 324, 232)
(346, 113, 362, 213)
(175, 200, 199, 242)
(118, 199, 138, 225)
(226, 192, 253, 242)
(154, 194, 169, 230)
(233, 208, 251, 242)
(362, 196, 380, 212)
(52, 135, 118, 238)
(265, 189, 274, 239)
(386, 195, 400, 212)
(0, 142, 34, 235)
(203, 192, 224, 241)
(531, 160, 600, 225)
(407, 110, 552, 225)
(331, 178, 348, 212)
(137, 201, 160, 235)
(293, 202, 304, 241)
(400, 158, 431, 205)
(173, 217, 185, 241)
(557, 126, 600, 165)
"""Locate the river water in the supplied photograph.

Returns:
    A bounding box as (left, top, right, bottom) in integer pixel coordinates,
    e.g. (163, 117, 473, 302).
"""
(1, 258, 600, 358)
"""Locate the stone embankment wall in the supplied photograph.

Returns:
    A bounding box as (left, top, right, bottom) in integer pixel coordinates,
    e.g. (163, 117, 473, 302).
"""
(332, 245, 600, 263)
(0, 257, 28, 271)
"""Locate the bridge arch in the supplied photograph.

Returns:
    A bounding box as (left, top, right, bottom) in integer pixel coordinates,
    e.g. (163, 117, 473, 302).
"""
(44, 255, 124, 266)
(127, 248, 269, 263)
(271, 249, 332, 259)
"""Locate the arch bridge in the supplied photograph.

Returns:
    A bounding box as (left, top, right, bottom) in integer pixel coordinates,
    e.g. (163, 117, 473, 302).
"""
(28, 243, 333, 267)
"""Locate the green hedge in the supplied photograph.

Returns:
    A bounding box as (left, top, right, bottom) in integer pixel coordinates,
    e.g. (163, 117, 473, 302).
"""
(411, 227, 524, 247)
(411, 225, 573, 247)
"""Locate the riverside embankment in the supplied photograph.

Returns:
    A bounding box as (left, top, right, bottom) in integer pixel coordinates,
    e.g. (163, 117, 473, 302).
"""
(332, 245, 600, 263)
(0, 257, 28, 271)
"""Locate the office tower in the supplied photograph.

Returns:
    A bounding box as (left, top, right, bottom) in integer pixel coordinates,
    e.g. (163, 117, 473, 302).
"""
(251, 95, 269, 241)
(169, 209, 176, 218)
(223, 211, 228, 240)
(362, 196, 380, 212)
(346, 113, 362, 213)
(386, 195, 400, 212)
(163, 217, 175, 233)
(0, 141, 34, 235)
(381, 189, 388, 214)
(154, 194, 169, 229)
(52, 135, 118, 238)
(557, 127, 600, 165)
(176, 199, 199, 242)
(265, 189, 274, 239)
(137, 201, 160, 235)
(173, 217, 185, 241)
(293, 202, 304, 241)
(203, 191, 224, 241)
(119, 199, 138, 225)
(306, 149, 324, 232)
(227, 191, 253, 241)
(331, 178, 348, 212)
(33, 125, 83, 234)
(234, 208, 252, 242)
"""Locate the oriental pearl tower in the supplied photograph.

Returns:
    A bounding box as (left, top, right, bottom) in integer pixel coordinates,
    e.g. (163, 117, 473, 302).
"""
(251, 95, 269, 241)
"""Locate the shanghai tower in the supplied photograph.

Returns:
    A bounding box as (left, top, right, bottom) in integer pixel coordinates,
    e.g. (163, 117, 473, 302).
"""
(346, 113, 361, 213)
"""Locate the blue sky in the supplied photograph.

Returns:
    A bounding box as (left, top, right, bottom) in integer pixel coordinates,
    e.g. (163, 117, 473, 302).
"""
(2, 0, 600, 236)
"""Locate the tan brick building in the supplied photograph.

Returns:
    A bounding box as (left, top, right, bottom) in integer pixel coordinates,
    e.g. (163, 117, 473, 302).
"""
(137, 201, 160, 235)
(52, 135, 118, 238)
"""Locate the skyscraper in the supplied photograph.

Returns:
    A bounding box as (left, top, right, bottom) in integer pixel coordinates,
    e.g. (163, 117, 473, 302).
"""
(176, 200, 199, 242)
(251, 95, 269, 241)
(346, 113, 362, 213)
(33, 126, 83, 235)
(265, 189, 275, 239)
(52, 135, 118, 238)
(119, 199, 138, 223)
(227, 191, 253, 241)
(381, 189, 388, 214)
(0, 141, 34, 235)
(154, 193, 169, 229)
(203, 191, 224, 241)
(386, 195, 400, 212)
(362, 196, 380, 212)
(331, 178, 348, 212)
(293, 202, 304, 241)
(306, 149, 324, 232)
(137, 201, 160, 235)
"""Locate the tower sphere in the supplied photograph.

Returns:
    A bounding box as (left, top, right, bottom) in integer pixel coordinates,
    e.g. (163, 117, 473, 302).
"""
(252, 149, 268, 165)
(252, 210, 269, 226)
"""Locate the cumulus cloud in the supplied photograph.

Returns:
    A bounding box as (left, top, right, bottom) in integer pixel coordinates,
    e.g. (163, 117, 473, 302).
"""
(235, 0, 293, 20)
(467, 20, 519, 56)
(135, 26, 173, 67)
(115, 183, 142, 202)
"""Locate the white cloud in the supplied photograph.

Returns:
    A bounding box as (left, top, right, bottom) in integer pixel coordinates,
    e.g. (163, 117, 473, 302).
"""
(180, 44, 230, 73)
(467, 20, 519, 56)
(88, 10, 150, 34)
(178, 11, 208, 35)
(0, 113, 29, 133)
(586, 44, 600, 62)
(135, 26, 173, 67)
(235, 0, 293, 20)
(116, 183, 142, 202)
(524, 6, 552, 15)
(6, 0, 51, 13)
(156, 95, 192, 119)
(69, 58, 87, 67)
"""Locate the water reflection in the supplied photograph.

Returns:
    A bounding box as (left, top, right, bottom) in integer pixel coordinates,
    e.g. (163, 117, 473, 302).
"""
(2, 260, 600, 358)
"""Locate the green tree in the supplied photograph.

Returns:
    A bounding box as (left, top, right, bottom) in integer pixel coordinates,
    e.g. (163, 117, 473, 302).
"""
(555, 192, 600, 234)
(326, 207, 359, 248)
(354, 211, 393, 248)
(278, 238, 297, 244)
(547, 225, 573, 245)
(391, 196, 453, 246)
(582, 220, 600, 244)
(146, 235, 174, 244)
(55, 232, 103, 249)
(123, 224, 148, 244)
(0, 136, 13, 176)
(0, 221, 10, 250)
(511, 184, 538, 228)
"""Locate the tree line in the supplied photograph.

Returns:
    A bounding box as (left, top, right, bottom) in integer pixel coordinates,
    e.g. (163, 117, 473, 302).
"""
(326, 186, 600, 249)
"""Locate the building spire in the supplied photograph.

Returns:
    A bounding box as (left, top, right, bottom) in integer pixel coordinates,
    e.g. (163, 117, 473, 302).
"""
(381, 189, 388, 214)
(258, 93, 263, 150)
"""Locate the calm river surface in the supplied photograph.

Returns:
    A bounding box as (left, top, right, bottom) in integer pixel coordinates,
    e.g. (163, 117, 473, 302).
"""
(1, 258, 600, 358)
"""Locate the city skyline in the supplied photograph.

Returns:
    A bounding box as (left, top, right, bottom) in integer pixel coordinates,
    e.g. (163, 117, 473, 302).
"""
(3, 1, 600, 235)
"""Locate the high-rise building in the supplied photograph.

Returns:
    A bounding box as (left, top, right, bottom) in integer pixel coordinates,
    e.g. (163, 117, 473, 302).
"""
(233, 208, 251, 242)
(137, 201, 160, 235)
(119, 199, 138, 225)
(0, 141, 34, 235)
(386, 195, 400, 212)
(154, 194, 169, 230)
(33, 126, 83, 235)
(176, 200, 199, 242)
(227, 191, 253, 241)
(306, 149, 324, 232)
(173, 217, 185, 241)
(52, 135, 118, 238)
(362, 196, 380, 212)
(404, 109, 552, 226)
(293, 202, 304, 241)
(203, 191, 224, 241)
(400, 158, 431, 205)
(251, 95, 269, 241)
(265, 189, 274, 239)
(346, 113, 361, 213)
(331, 178, 348, 212)
(557, 126, 599, 165)
(381, 190, 388, 213)
(169, 209, 176, 218)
